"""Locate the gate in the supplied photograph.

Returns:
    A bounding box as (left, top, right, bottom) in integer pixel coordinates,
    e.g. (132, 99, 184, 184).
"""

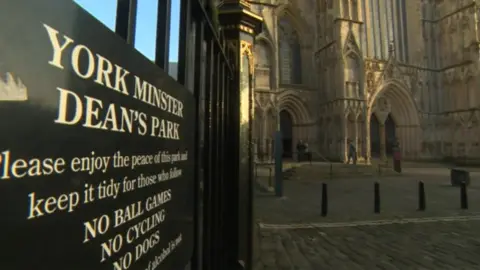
(0, 0, 261, 269)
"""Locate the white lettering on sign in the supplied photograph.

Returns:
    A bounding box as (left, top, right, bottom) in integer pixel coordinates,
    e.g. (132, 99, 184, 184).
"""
(27, 192, 80, 219)
(54, 87, 148, 135)
(44, 24, 130, 95)
(43, 23, 187, 139)
(83, 214, 111, 243)
(0, 150, 66, 180)
(0, 16, 196, 269)
(133, 77, 183, 117)
(70, 152, 111, 175)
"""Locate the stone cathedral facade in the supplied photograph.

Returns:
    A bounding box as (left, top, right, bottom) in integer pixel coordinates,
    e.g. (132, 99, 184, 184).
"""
(251, 0, 480, 164)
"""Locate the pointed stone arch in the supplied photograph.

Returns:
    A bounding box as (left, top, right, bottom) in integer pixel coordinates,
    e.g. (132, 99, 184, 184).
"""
(278, 93, 310, 125)
(367, 79, 421, 160)
(368, 79, 420, 126)
(278, 91, 312, 155)
(274, 4, 310, 46)
(255, 33, 275, 51)
(343, 31, 361, 55)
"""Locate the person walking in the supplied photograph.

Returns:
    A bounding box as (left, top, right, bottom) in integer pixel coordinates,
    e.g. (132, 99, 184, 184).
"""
(304, 141, 312, 163)
(347, 139, 357, 165)
(296, 140, 304, 162)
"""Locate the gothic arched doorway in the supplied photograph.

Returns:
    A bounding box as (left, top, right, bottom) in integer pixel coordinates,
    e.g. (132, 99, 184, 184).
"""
(367, 81, 422, 160)
(370, 113, 396, 157)
(280, 110, 293, 158)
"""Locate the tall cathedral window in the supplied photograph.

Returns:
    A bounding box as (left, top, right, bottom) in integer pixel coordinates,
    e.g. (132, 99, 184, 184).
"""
(254, 40, 272, 89)
(342, 0, 350, 18)
(351, 0, 358, 21)
(363, 0, 409, 61)
(400, 0, 408, 62)
(278, 17, 302, 85)
(394, 0, 409, 62)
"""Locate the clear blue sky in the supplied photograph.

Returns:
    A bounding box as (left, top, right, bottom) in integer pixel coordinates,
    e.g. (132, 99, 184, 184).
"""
(73, 0, 180, 62)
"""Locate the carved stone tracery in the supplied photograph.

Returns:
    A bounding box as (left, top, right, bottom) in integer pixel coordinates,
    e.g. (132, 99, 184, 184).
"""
(240, 40, 254, 74)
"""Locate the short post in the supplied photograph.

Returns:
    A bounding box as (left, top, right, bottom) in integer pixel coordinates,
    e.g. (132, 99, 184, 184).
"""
(255, 164, 258, 179)
(461, 181, 468, 209)
(418, 181, 426, 211)
(321, 183, 328, 217)
(268, 167, 272, 188)
(374, 182, 380, 213)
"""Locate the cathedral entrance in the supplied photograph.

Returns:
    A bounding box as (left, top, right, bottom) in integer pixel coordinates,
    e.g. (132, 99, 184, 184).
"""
(370, 113, 396, 157)
(280, 110, 293, 158)
(366, 80, 422, 161)
(385, 114, 396, 155)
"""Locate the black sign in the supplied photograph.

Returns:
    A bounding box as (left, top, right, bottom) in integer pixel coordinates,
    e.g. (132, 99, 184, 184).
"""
(0, 0, 194, 269)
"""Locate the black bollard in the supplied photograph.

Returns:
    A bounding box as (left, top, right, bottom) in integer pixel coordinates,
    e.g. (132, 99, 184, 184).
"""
(461, 181, 468, 209)
(374, 182, 380, 213)
(321, 183, 328, 217)
(418, 181, 426, 211)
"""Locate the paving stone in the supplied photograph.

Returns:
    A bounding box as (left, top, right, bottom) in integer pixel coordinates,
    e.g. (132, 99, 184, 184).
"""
(256, 222, 480, 269)
(254, 164, 480, 269)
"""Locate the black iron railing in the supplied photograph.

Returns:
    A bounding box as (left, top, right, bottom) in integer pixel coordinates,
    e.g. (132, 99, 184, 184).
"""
(113, 0, 237, 269)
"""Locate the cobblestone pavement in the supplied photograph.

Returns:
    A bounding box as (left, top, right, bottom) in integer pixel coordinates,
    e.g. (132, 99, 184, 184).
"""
(254, 165, 480, 269)
(256, 218, 480, 270)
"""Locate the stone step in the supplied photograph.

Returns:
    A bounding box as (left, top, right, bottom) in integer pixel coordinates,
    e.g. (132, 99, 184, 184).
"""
(283, 163, 399, 180)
